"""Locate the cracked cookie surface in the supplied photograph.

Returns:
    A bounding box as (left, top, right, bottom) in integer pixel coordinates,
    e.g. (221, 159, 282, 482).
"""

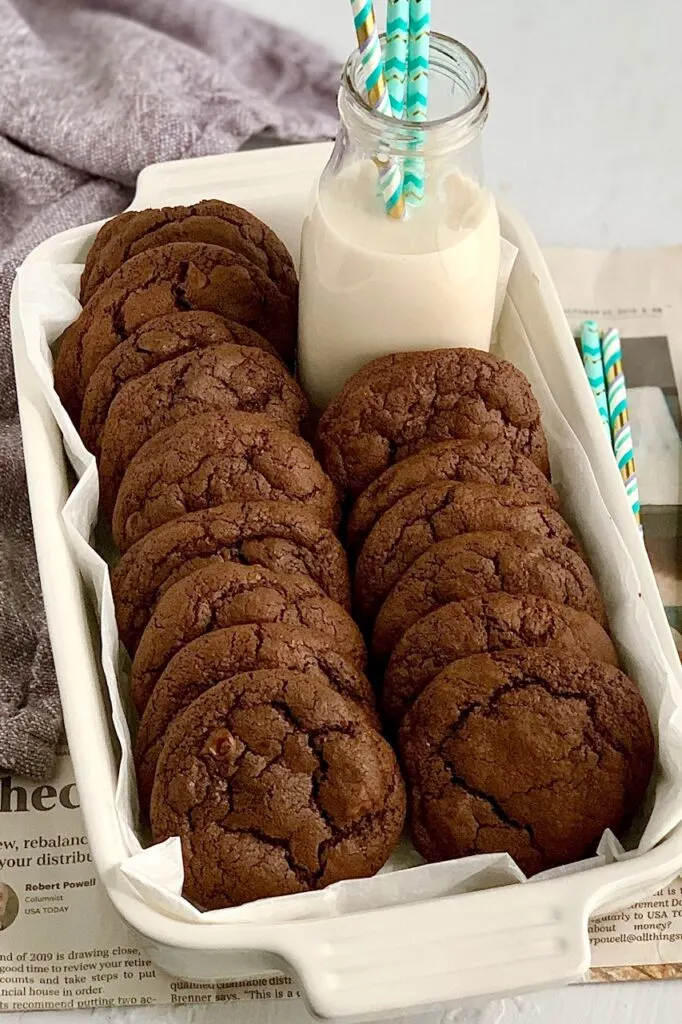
(80, 311, 282, 457)
(150, 669, 406, 908)
(112, 501, 351, 653)
(98, 344, 308, 515)
(131, 562, 366, 714)
(80, 200, 298, 309)
(383, 592, 618, 722)
(112, 411, 339, 552)
(371, 530, 606, 661)
(398, 649, 654, 875)
(354, 482, 579, 622)
(135, 623, 379, 811)
(316, 349, 550, 498)
(347, 440, 559, 550)
(54, 241, 296, 422)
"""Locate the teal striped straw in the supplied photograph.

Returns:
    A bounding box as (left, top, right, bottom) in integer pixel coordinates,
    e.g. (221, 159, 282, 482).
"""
(350, 0, 405, 218)
(386, 0, 409, 119)
(601, 327, 642, 530)
(579, 319, 612, 446)
(404, 0, 431, 205)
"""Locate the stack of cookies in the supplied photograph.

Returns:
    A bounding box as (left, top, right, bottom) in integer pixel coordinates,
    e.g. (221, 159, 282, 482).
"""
(53, 207, 654, 897)
(317, 348, 655, 876)
(53, 202, 405, 908)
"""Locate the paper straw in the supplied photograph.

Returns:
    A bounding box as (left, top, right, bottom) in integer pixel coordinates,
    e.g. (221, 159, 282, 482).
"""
(601, 326, 642, 530)
(404, 0, 431, 205)
(386, 0, 409, 118)
(579, 320, 612, 446)
(350, 0, 405, 219)
(406, 0, 431, 122)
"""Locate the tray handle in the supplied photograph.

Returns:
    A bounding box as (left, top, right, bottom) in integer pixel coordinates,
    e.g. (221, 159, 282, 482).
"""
(130, 146, 331, 212)
(281, 878, 592, 1020)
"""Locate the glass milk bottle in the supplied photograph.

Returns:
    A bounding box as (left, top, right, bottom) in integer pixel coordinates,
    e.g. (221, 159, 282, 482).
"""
(299, 33, 500, 411)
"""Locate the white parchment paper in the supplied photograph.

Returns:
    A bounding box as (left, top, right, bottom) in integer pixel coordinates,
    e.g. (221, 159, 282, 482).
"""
(14, 220, 682, 927)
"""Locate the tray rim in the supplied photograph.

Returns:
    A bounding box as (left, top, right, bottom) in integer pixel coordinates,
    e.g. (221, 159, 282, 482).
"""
(11, 141, 682, 1018)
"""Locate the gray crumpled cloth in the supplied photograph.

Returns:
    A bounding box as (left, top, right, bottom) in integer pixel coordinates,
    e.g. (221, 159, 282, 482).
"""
(0, 0, 339, 779)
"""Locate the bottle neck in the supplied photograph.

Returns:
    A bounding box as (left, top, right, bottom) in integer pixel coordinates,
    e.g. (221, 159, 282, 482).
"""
(339, 32, 489, 160)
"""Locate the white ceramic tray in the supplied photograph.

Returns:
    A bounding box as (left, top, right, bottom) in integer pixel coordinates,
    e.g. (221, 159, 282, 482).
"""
(11, 142, 682, 1021)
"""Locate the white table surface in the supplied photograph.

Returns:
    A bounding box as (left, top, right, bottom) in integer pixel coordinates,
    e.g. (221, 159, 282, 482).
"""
(12, 1, 682, 1021)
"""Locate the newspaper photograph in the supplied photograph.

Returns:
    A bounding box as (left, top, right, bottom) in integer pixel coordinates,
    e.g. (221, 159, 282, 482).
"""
(2, 245, 682, 1010)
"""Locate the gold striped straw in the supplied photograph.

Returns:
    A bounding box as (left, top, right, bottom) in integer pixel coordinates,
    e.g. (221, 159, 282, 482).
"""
(350, 0, 405, 219)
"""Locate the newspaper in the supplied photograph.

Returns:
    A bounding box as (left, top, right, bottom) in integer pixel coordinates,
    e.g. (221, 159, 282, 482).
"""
(2, 245, 682, 1010)
(0, 745, 304, 1012)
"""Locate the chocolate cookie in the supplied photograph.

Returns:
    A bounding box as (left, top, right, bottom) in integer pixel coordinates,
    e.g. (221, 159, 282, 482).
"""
(82, 211, 138, 283)
(80, 311, 281, 457)
(112, 411, 340, 552)
(112, 501, 351, 653)
(347, 440, 559, 550)
(150, 670, 406, 909)
(80, 201, 298, 309)
(383, 593, 619, 723)
(316, 349, 550, 498)
(54, 242, 296, 422)
(131, 562, 366, 713)
(398, 649, 654, 875)
(354, 482, 579, 623)
(135, 624, 380, 810)
(371, 531, 607, 660)
(98, 345, 309, 515)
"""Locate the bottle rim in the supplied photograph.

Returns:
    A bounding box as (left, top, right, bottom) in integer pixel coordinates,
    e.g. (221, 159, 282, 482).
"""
(340, 32, 489, 154)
